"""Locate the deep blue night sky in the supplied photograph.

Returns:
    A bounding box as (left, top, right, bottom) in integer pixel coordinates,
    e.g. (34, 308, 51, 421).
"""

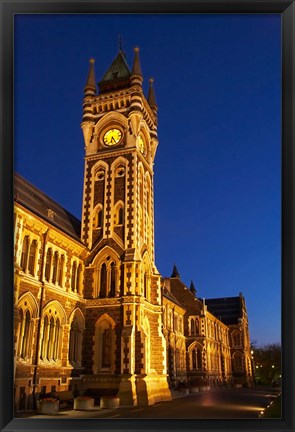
(14, 14, 281, 346)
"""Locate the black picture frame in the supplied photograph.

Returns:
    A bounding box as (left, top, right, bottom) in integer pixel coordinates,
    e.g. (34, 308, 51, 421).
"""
(0, 1, 294, 431)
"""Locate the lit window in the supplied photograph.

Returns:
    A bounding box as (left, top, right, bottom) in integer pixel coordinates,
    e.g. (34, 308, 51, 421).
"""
(20, 236, 30, 271)
(28, 240, 37, 276)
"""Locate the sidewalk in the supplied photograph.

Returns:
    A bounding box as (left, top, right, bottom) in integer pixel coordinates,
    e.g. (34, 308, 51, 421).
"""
(16, 389, 188, 419)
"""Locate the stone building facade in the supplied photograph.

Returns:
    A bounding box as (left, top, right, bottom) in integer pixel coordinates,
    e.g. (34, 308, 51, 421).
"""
(13, 48, 253, 412)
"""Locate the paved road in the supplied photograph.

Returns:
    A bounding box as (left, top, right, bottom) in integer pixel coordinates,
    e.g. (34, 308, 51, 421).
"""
(100, 387, 281, 419)
(19, 386, 281, 419)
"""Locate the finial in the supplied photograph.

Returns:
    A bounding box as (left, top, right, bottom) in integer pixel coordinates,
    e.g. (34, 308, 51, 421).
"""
(84, 57, 96, 95)
(171, 263, 180, 278)
(131, 46, 142, 78)
(148, 77, 157, 110)
(190, 280, 196, 295)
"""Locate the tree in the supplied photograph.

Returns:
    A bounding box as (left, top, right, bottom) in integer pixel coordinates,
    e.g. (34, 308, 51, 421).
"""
(252, 343, 281, 385)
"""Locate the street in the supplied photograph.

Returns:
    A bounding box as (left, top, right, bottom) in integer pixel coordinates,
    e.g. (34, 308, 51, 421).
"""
(19, 386, 281, 419)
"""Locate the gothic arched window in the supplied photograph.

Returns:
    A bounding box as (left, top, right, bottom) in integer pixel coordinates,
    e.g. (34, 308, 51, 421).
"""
(69, 316, 83, 366)
(94, 315, 115, 373)
(40, 311, 63, 363)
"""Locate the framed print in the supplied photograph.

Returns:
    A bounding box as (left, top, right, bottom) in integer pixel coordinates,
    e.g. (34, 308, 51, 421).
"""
(0, 1, 294, 432)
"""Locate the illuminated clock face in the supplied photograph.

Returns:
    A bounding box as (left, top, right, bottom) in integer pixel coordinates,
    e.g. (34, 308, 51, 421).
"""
(137, 135, 145, 154)
(103, 128, 122, 146)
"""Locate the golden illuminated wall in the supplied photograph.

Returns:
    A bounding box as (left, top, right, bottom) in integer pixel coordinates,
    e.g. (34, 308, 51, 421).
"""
(13, 203, 87, 410)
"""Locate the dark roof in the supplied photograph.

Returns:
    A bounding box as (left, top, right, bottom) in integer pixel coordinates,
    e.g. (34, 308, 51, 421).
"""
(14, 173, 82, 241)
(162, 285, 184, 309)
(98, 50, 131, 93)
(169, 277, 203, 315)
(205, 297, 242, 325)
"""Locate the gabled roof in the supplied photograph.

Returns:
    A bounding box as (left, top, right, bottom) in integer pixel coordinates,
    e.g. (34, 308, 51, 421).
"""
(98, 50, 131, 92)
(162, 285, 185, 309)
(14, 173, 82, 241)
(169, 277, 203, 315)
(205, 297, 242, 325)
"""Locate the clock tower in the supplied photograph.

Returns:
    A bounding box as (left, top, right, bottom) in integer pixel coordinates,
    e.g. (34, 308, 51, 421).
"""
(80, 48, 171, 406)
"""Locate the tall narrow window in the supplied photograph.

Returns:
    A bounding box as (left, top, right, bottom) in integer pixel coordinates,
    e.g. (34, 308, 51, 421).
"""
(109, 262, 116, 297)
(28, 240, 37, 276)
(45, 248, 52, 281)
(96, 208, 103, 228)
(192, 349, 197, 369)
(47, 317, 55, 360)
(76, 263, 82, 294)
(53, 319, 60, 361)
(102, 328, 112, 368)
(144, 273, 147, 298)
(175, 349, 180, 370)
(117, 206, 124, 225)
(18, 309, 32, 360)
(197, 348, 202, 369)
(41, 316, 49, 360)
(21, 311, 31, 359)
(98, 209, 103, 228)
(93, 206, 103, 229)
(71, 261, 77, 292)
(195, 319, 199, 335)
(190, 318, 195, 335)
(57, 255, 64, 286)
(18, 309, 24, 356)
(69, 319, 82, 365)
(99, 264, 107, 298)
(20, 236, 29, 271)
(52, 252, 59, 284)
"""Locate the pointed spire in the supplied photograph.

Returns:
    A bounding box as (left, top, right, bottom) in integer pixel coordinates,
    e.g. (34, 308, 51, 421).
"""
(171, 264, 180, 278)
(148, 78, 157, 112)
(98, 50, 131, 94)
(190, 280, 196, 296)
(84, 58, 96, 96)
(131, 47, 142, 78)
